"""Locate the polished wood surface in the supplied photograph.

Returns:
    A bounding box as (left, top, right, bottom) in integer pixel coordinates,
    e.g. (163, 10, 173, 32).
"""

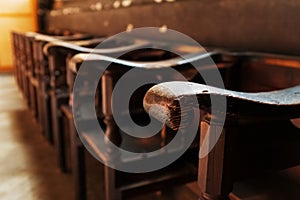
(143, 53, 300, 199)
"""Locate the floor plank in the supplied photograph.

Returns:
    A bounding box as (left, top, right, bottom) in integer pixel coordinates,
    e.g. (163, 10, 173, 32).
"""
(0, 74, 74, 200)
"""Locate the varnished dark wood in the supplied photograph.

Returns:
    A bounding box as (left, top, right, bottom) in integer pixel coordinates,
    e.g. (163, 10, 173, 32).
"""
(144, 83, 300, 200)
(67, 49, 226, 200)
(143, 53, 300, 199)
(144, 82, 300, 132)
(45, 36, 167, 172)
(61, 105, 87, 200)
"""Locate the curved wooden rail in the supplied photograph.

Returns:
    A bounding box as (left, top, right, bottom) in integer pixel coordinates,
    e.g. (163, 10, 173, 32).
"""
(43, 38, 150, 55)
(143, 81, 300, 130)
(68, 51, 221, 72)
(31, 32, 93, 42)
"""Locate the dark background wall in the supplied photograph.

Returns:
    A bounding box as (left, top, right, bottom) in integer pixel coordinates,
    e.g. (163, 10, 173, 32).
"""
(46, 0, 300, 55)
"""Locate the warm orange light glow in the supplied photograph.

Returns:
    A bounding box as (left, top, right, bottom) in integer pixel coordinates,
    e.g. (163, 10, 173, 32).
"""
(0, 0, 32, 14)
(263, 58, 300, 69)
(0, 0, 37, 71)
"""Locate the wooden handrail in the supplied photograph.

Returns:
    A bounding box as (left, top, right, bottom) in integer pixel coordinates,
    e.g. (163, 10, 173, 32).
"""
(143, 81, 300, 130)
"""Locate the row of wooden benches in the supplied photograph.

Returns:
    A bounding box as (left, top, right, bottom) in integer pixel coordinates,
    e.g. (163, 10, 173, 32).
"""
(11, 30, 300, 200)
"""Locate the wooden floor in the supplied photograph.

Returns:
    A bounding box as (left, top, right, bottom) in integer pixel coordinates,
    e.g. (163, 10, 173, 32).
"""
(0, 73, 74, 200)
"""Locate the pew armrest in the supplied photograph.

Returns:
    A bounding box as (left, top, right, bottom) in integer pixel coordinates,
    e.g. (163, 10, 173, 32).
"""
(43, 38, 150, 55)
(143, 81, 300, 130)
